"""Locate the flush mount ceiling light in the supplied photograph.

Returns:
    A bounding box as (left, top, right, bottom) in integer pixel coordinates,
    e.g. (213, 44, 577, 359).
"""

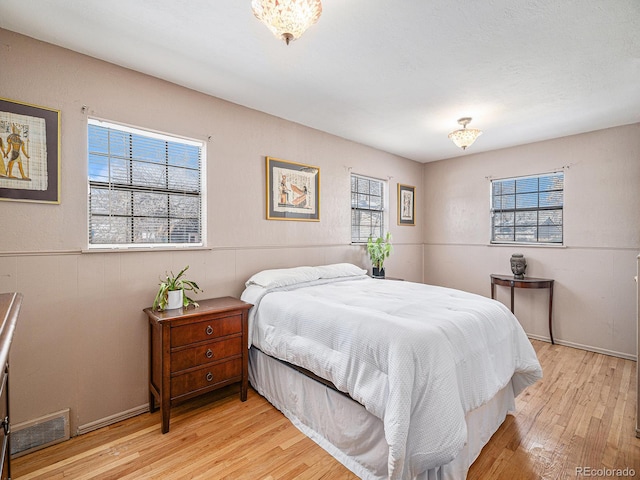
(448, 117, 483, 150)
(251, 0, 322, 45)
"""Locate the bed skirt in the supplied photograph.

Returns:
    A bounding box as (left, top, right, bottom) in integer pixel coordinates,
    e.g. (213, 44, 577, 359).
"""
(249, 346, 516, 480)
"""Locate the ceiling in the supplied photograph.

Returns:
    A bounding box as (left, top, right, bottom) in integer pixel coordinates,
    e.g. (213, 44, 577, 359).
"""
(1, 0, 639, 163)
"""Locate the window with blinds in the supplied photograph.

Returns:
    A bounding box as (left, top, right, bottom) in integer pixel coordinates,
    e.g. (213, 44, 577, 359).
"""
(88, 119, 204, 248)
(351, 174, 385, 243)
(491, 172, 563, 244)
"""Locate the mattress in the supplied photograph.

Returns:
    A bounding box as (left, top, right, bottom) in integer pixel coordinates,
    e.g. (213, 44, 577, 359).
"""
(241, 264, 542, 479)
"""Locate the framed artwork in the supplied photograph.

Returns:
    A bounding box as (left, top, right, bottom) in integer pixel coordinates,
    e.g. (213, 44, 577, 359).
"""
(398, 184, 415, 226)
(266, 156, 320, 221)
(0, 97, 60, 204)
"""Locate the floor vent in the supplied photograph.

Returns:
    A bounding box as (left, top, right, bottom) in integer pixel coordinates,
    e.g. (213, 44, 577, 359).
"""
(11, 409, 70, 457)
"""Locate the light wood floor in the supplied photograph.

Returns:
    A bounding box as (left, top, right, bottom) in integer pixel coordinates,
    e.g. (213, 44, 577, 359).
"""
(13, 340, 640, 479)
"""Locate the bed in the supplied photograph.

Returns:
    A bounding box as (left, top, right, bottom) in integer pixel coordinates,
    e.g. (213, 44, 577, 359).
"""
(241, 264, 542, 480)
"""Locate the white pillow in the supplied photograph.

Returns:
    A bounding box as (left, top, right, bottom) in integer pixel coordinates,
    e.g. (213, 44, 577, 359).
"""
(245, 266, 320, 288)
(316, 263, 367, 279)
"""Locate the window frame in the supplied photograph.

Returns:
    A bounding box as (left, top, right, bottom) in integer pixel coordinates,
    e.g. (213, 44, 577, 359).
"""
(490, 171, 564, 246)
(87, 118, 207, 250)
(350, 173, 387, 244)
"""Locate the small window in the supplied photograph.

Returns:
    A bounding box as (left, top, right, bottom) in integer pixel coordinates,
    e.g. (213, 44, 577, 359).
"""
(88, 119, 205, 248)
(351, 174, 385, 243)
(491, 172, 563, 244)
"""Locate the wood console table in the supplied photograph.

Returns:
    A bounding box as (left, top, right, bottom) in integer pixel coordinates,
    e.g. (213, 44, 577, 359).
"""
(490, 274, 555, 344)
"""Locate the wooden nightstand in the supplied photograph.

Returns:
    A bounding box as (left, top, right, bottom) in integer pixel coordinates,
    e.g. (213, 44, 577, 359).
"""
(144, 296, 252, 433)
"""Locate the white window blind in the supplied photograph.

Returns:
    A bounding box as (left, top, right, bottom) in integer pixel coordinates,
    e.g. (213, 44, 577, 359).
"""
(491, 172, 563, 244)
(88, 119, 204, 247)
(351, 174, 385, 243)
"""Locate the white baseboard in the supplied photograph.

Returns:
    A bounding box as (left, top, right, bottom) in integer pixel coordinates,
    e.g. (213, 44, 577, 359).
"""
(527, 334, 637, 361)
(76, 404, 149, 436)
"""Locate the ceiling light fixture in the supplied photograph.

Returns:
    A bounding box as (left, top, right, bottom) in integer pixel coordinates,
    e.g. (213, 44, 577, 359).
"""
(448, 117, 482, 150)
(251, 0, 322, 45)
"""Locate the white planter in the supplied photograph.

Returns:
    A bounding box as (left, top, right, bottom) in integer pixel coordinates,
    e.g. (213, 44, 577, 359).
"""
(167, 289, 183, 310)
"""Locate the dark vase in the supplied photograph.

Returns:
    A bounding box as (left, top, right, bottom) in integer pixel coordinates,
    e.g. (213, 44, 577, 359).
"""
(510, 253, 527, 279)
(372, 267, 385, 278)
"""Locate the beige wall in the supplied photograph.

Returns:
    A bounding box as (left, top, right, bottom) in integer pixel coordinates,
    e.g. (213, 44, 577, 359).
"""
(423, 124, 640, 358)
(3, 26, 639, 438)
(0, 29, 423, 434)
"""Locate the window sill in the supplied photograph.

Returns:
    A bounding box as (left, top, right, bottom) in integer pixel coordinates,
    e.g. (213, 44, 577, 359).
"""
(83, 245, 211, 253)
(488, 242, 567, 249)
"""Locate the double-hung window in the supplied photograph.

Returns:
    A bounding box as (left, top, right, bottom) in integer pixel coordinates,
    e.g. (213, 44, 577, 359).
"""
(88, 119, 205, 248)
(491, 172, 563, 244)
(351, 174, 385, 243)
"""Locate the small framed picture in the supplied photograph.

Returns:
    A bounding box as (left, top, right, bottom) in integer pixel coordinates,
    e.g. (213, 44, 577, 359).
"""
(0, 97, 60, 204)
(398, 184, 415, 226)
(266, 156, 320, 221)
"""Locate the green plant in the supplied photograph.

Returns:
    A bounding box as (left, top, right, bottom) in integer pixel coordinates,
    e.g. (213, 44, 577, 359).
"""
(153, 265, 202, 311)
(367, 232, 392, 270)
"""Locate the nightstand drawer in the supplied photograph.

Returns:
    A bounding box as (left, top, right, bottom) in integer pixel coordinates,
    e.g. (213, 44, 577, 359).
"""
(170, 336, 243, 372)
(171, 358, 242, 399)
(171, 314, 242, 347)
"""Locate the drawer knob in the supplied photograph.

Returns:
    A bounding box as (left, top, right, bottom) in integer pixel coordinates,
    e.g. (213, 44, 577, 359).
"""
(205, 325, 213, 335)
(206, 372, 213, 382)
(205, 348, 214, 359)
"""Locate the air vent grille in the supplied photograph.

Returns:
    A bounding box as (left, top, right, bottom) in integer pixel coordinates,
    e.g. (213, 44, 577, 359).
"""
(11, 409, 70, 457)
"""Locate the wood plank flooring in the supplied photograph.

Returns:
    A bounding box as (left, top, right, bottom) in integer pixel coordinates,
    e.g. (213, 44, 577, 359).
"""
(13, 340, 640, 479)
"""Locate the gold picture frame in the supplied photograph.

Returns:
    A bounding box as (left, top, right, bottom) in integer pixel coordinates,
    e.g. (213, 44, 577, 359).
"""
(0, 97, 60, 204)
(266, 156, 320, 221)
(398, 184, 415, 226)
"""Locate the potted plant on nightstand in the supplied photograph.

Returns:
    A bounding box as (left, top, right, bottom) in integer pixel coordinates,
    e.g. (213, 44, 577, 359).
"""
(367, 232, 392, 278)
(153, 265, 202, 311)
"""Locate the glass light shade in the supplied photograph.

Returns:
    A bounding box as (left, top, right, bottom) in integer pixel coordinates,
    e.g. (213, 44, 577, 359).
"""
(252, 0, 322, 45)
(448, 127, 483, 150)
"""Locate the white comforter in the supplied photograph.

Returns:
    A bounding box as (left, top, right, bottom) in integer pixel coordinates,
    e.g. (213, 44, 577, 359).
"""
(242, 275, 542, 479)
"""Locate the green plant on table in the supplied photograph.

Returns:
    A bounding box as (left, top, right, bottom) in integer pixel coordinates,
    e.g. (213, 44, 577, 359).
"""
(153, 265, 202, 311)
(367, 232, 392, 270)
